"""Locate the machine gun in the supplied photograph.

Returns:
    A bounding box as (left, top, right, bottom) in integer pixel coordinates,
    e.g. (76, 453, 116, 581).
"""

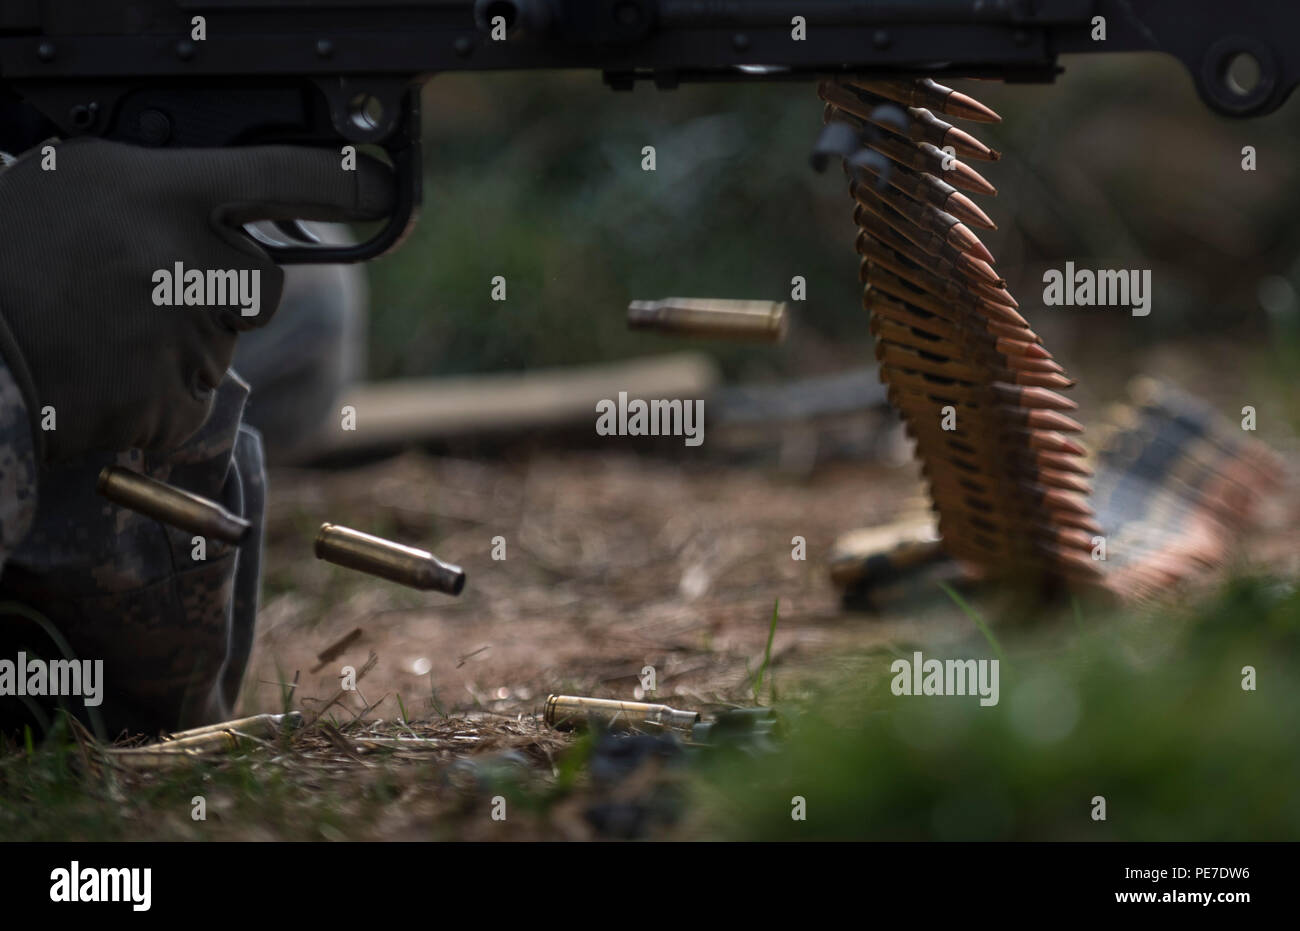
(0, 0, 1294, 264)
(1, 1, 1291, 598)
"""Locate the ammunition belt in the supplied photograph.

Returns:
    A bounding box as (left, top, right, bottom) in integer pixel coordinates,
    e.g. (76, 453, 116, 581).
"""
(820, 78, 1282, 599)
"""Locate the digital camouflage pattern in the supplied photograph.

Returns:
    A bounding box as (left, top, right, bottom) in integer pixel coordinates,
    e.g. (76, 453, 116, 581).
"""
(0, 370, 265, 737)
(0, 211, 361, 738)
(0, 359, 37, 559)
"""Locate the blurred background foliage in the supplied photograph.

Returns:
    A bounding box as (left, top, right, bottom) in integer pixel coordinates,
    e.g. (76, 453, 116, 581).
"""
(690, 575, 1300, 841)
(363, 53, 1300, 392)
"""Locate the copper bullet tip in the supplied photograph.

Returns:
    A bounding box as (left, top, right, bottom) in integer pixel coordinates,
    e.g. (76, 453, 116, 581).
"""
(1057, 437, 1088, 456)
(947, 160, 998, 197)
(945, 89, 1003, 124)
(1039, 452, 1094, 477)
(1024, 431, 1088, 456)
(979, 299, 1030, 328)
(956, 252, 1003, 286)
(1016, 372, 1076, 391)
(945, 125, 1000, 161)
(948, 223, 996, 265)
(1038, 488, 1093, 516)
(1023, 410, 1086, 434)
(986, 286, 1018, 308)
(1032, 359, 1069, 376)
(945, 190, 997, 230)
(1014, 385, 1080, 411)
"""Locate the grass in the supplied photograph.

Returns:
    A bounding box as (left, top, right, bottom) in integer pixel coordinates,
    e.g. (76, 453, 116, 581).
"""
(939, 581, 1005, 663)
(751, 599, 781, 703)
(2, 574, 1297, 841)
(685, 574, 1300, 840)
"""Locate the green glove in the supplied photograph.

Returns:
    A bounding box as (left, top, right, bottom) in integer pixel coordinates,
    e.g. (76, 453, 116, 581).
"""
(0, 138, 392, 461)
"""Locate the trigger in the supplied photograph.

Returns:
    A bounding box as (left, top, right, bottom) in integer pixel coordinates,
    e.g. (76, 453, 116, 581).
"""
(273, 220, 321, 245)
(242, 220, 320, 250)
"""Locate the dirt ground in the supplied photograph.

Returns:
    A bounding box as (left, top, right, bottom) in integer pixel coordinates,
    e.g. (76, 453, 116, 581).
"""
(243, 405, 1300, 736)
(244, 448, 963, 724)
(13, 348, 1289, 842)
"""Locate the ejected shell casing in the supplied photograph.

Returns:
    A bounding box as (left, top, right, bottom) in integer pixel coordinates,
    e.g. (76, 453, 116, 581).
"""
(315, 523, 465, 595)
(97, 466, 250, 545)
(627, 298, 788, 343)
(690, 706, 782, 745)
(544, 694, 700, 732)
(164, 712, 304, 743)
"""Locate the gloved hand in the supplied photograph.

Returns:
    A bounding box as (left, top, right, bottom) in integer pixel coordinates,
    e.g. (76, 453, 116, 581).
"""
(0, 138, 392, 461)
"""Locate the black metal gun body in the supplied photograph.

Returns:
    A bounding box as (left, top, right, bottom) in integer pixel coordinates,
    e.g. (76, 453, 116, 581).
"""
(1, 0, 1295, 262)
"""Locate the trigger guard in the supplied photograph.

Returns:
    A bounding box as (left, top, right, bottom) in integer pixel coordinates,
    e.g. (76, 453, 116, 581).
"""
(263, 87, 422, 265)
(260, 145, 419, 264)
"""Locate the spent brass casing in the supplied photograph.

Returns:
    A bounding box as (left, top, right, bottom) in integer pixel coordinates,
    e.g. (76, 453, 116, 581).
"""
(164, 711, 304, 743)
(544, 694, 700, 732)
(628, 298, 788, 343)
(315, 524, 465, 595)
(689, 706, 781, 745)
(97, 466, 250, 545)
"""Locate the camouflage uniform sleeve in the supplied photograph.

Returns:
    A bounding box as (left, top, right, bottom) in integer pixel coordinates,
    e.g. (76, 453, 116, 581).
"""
(0, 354, 39, 567)
(0, 371, 265, 737)
(0, 151, 42, 564)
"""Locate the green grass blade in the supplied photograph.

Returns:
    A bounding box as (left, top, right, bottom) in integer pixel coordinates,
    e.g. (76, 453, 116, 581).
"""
(938, 582, 1005, 663)
(753, 599, 781, 702)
